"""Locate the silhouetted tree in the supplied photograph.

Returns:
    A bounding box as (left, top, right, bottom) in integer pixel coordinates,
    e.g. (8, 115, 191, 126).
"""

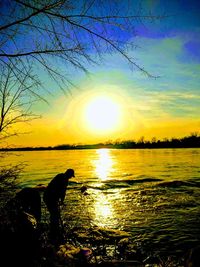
(0, 0, 167, 146)
(0, 64, 40, 202)
(0, 63, 40, 144)
(0, 0, 164, 92)
(181, 132, 200, 148)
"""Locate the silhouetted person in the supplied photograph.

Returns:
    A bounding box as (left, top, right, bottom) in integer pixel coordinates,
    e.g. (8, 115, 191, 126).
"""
(43, 168, 75, 242)
(16, 187, 41, 222)
(1, 188, 41, 267)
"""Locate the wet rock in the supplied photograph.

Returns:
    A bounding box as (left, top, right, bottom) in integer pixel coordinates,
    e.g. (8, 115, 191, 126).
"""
(56, 243, 93, 266)
(57, 244, 81, 260)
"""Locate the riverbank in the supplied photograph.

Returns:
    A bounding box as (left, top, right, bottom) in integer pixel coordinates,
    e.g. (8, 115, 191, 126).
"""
(1, 133, 200, 151)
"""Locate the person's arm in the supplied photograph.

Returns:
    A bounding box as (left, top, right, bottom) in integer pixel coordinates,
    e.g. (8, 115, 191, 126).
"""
(60, 188, 66, 205)
(57, 174, 68, 205)
(60, 179, 68, 204)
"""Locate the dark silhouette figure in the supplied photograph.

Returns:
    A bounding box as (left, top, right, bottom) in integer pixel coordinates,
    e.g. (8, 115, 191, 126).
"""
(16, 187, 41, 222)
(43, 168, 75, 242)
(0, 188, 41, 267)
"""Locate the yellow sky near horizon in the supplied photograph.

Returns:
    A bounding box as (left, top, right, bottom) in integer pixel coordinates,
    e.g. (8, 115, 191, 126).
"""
(7, 117, 199, 148)
(6, 87, 200, 148)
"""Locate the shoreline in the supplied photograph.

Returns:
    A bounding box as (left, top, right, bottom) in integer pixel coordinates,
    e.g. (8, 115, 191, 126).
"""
(1, 133, 200, 151)
(1, 146, 200, 152)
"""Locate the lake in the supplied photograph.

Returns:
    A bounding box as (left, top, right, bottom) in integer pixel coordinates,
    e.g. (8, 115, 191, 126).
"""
(1, 148, 200, 260)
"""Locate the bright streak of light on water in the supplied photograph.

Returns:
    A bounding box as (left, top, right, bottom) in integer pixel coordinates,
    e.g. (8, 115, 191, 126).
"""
(93, 148, 114, 181)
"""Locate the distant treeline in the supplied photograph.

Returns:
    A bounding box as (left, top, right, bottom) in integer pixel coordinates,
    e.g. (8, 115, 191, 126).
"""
(1, 133, 200, 151)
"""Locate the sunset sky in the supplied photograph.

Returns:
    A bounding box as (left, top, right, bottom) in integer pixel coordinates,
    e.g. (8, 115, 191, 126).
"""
(7, 0, 200, 147)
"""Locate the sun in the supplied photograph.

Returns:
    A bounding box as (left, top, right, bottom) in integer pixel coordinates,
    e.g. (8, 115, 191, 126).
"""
(84, 95, 121, 133)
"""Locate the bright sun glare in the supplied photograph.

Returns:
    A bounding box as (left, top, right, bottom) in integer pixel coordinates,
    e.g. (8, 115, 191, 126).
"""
(84, 95, 121, 133)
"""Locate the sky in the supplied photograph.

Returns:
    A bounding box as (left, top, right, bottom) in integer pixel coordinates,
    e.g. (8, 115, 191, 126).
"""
(5, 0, 200, 147)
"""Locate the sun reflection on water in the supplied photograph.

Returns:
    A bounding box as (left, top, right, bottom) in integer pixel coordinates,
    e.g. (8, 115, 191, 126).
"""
(91, 149, 116, 228)
(92, 192, 114, 227)
(95, 148, 114, 180)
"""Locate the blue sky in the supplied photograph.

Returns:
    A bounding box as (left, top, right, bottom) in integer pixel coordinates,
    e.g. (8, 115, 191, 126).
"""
(4, 0, 200, 146)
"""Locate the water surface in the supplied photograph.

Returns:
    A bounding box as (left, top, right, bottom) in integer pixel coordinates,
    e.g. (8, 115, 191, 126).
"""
(1, 148, 200, 258)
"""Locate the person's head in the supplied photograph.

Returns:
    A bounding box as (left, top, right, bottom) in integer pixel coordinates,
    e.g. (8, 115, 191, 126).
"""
(65, 168, 75, 179)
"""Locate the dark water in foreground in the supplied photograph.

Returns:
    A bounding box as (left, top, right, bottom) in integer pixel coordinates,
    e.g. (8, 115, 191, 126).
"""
(1, 148, 200, 260)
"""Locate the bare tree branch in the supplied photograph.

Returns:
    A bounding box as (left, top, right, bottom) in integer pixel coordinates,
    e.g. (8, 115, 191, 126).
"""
(0, 0, 163, 79)
(0, 63, 41, 142)
(0, 0, 164, 145)
(0, 47, 83, 57)
(0, 0, 63, 32)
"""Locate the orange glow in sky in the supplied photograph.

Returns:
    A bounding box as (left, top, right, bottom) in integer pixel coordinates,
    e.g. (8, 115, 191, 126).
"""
(6, 82, 200, 148)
